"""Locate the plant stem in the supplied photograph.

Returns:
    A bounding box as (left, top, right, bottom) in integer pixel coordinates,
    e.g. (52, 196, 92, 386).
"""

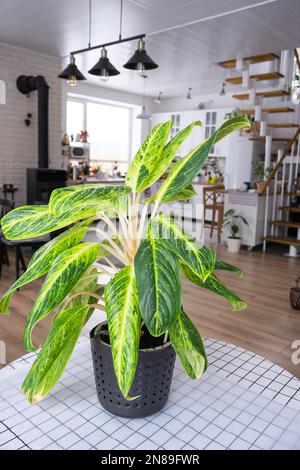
(67, 290, 104, 303)
(87, 304, 106, 312)
(163, 331, 169, 344)
(151, 201, 159, 219)
(137, 203, 148, 240)
(93, 262, 116, 275)
(103, 257, 118, 270)
(90, 227, 130, 264)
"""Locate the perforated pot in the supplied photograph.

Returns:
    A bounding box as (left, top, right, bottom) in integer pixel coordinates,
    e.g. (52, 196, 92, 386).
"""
(90, 322, 176, 418)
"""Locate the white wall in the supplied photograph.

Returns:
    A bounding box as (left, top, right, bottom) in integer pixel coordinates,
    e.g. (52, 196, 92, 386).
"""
(152, 92, 236, 114)
(0, 44, 62, 205)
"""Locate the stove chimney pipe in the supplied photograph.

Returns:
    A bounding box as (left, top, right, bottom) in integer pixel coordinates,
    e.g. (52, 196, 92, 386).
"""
(16, 75, 49, 168)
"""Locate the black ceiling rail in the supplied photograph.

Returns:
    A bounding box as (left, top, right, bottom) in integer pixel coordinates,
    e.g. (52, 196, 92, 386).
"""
(70, 33, 146, 57)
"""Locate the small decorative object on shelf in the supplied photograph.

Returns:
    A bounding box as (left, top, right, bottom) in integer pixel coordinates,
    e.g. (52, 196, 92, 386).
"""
(80, 130, 89, 143)
(223, 209, 249, 253)
(290, 278, 300, 310)
(61, 132, 70, 146)
(0, 115, 250, 418)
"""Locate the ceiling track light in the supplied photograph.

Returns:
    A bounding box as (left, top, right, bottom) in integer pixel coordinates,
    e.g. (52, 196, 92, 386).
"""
(58, 0, 158, 86)
(186, 87, 192, 100)
(137, 76, 151, 120)
(220, 82, 226, 96)
(123, 38, 158, 75)
(155, 91, 162, 104)
(58, 54, 87, 87)
(88, 47, 120, 81)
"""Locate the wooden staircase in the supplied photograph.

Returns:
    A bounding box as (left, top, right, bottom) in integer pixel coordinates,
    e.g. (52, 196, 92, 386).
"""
(233, 90, 289, 100)
(225, 71, 284, 85)
(218, 48, 300, 255)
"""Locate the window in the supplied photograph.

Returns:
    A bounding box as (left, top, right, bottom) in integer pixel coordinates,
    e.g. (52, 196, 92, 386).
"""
(66, 97, 133, 171)
(205, 111, 217, 153)
(170, 113, 181, 139)
(66, 100, 84, 138)
(87, 102, 130, 162)
(0, 80, 6, 105)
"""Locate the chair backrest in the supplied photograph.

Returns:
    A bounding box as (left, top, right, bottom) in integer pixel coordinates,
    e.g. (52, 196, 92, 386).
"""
(0, 198, 15, 218)
(203, 185, 225, 207)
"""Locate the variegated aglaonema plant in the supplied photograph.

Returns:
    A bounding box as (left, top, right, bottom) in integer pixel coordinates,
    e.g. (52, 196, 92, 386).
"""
(0, 116, 249, 404)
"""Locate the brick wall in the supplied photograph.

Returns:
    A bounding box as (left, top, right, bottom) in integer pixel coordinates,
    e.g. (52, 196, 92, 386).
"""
(0, 44, 62, 205)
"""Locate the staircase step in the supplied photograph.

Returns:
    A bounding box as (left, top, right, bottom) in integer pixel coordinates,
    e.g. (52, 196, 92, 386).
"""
(279, 206, 300, 214)
(240, 107, 294, 115)
(226, 71, 284, 85)
(272, 220, 300, 229)
(219, 53, 280, 69)
(264, 235, 300, 247)
(249, 137, 290, 142)
(233, 90, 289, 100)
(267, 123, 299, 128)
(280, 206, 300, 213)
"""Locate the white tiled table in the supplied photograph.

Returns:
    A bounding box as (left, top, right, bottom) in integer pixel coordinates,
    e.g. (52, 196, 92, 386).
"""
(0, 337, 299, 450)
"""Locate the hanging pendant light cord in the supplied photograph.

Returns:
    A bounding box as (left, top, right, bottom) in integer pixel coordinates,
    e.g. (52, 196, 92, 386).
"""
(88, 0, 92, 48)
(119, 0, 124, 40)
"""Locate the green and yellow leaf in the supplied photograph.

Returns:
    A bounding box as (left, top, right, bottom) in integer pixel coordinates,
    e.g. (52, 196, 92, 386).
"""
(1, 205, 97, 240)
(144, 184, 197, 204)
(169, 308, 207, 379)
(126, 121, 172, 192)
(104, 265, 141, 400)
(150, 214, 216, 281)
(0, 222, 90, 315)
(182, 263, 246, 311)
(23, 242, 100, 352)
(22, 271, 100, 404)
(138, 121, 202, 193)
(214, 260, 243, 278)
(134, 231, 182, 336)
(49, 184, 131, 216)
(150, 116, 250, 205)
(22, 305, 90, 404)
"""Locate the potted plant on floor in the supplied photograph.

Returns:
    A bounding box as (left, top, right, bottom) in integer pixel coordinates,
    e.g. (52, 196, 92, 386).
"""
(223, 209, 249, 253)
(0, 116, 249, 418)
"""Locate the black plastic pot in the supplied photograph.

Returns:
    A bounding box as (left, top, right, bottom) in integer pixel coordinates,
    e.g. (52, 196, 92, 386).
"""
(90, 322, 176, 418)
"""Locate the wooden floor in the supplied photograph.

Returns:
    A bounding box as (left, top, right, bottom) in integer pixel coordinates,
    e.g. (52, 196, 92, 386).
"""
(0, 243, 300, 377)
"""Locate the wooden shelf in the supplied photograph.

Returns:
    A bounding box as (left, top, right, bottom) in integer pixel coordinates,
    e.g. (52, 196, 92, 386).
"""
(279, 206, 300, 213)
(272, 220, 300, 229)
(264, 235, 300, 247)
(249, 137, 291, 142)
(267, 123, 299, 128)
(218, 53, 280, 69)
(226, 71, 284, 85)
(240, 107, 294, 115)
(286, 192, 300, 197)
(233, 90, 289, 100)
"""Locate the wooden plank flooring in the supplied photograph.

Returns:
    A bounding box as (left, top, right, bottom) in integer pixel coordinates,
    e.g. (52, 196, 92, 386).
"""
(0, 244, 299, 377)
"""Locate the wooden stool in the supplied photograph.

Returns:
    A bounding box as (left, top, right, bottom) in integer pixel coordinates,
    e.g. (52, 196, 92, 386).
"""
(203, 185, 225, 243)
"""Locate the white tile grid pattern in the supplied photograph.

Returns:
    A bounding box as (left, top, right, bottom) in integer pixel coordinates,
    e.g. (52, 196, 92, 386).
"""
(0, 337, 299, 450)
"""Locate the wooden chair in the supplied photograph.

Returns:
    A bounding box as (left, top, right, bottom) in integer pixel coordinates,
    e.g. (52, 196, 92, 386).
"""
(203, 185, 225, 243)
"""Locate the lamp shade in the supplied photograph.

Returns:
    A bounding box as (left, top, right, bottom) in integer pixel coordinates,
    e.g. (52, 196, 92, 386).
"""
(58, 56, 86, 81)
(123, 39, 158, 71)
(137, 105, 151, 120)
(88, 48, 120, 77)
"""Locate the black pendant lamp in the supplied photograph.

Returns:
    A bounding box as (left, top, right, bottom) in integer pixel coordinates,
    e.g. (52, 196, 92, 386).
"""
(58, 55, 86, 87)
(123, 38, 158, 75)
(88, 48, 120, 81)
